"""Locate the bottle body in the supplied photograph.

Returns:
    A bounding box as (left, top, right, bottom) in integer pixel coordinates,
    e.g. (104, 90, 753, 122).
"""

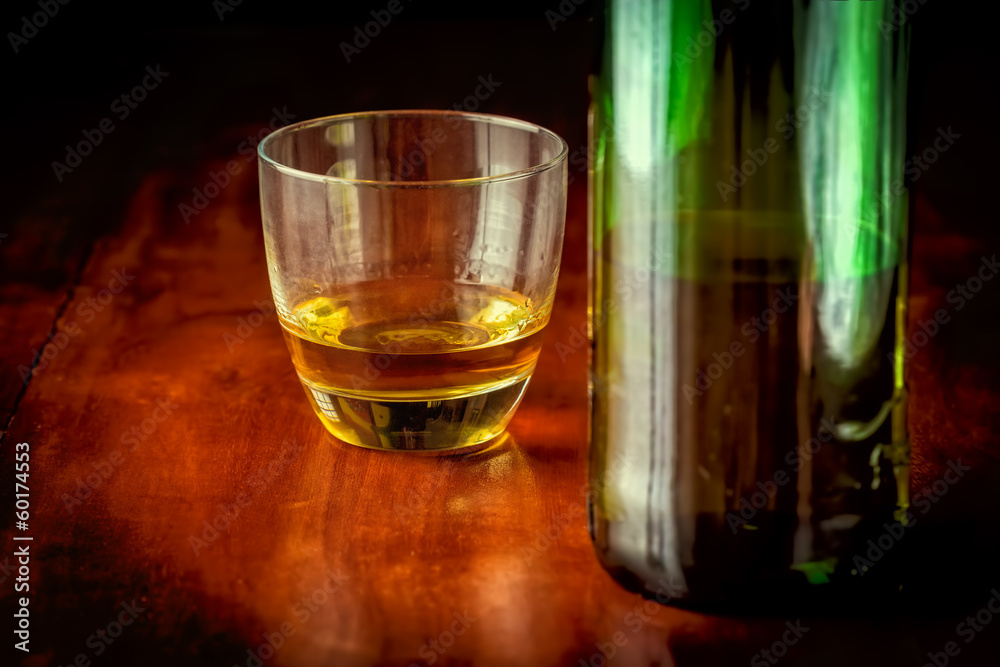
(589, 0, 911, 611)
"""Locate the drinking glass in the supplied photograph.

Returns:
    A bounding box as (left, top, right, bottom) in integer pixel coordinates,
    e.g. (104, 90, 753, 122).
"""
(258, 111, 567, 452)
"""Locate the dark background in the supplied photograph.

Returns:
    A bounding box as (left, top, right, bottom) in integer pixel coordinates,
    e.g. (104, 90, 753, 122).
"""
(4, 0, 995, 406)
(1, 0, 594, 265)
(0, 0, 994, 242)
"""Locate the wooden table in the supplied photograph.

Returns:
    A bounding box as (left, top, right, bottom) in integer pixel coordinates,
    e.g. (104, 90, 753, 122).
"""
(3, 12, 999, 667)
(3, 157, 999, 666)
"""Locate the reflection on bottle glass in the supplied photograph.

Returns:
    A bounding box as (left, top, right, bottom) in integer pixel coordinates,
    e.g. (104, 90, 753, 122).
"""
(589, 0, 911, 610)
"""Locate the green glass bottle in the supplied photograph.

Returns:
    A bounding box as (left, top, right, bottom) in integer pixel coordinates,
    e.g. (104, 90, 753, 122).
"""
(589, 0, 911, 612)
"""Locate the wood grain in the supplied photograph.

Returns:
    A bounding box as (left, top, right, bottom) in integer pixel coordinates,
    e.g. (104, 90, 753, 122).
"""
(1, 154, 999, 667)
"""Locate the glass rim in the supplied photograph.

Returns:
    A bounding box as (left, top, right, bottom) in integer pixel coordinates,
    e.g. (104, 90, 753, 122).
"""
(257, 109, 569, 188)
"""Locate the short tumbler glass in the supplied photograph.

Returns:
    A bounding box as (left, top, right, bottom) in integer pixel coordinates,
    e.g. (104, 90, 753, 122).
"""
(258, 111, 568, 452)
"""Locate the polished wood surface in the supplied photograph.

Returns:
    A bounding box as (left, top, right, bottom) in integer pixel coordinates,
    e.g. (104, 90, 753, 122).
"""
(2, 9, 999, 667)
(2, 161, 999, 665)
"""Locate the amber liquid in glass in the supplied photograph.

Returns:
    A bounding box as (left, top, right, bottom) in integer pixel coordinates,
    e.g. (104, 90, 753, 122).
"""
(280, 278, 548, 450)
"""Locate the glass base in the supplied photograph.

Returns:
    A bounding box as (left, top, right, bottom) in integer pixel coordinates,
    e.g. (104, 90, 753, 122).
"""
(300, 375, 531, 452)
